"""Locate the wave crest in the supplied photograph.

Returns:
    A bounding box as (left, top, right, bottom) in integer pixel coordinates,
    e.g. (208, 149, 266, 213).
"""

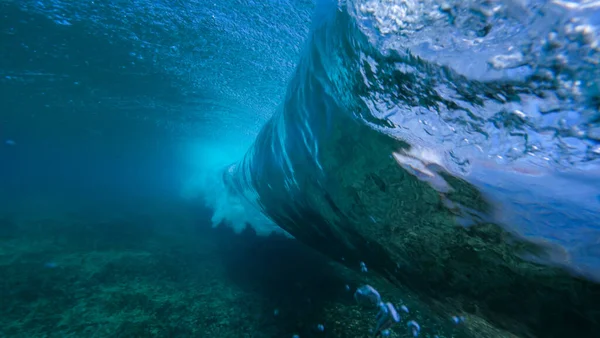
(350, 0, 599, 170)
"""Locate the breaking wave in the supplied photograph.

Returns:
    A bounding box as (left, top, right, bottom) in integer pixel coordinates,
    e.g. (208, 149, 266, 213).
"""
(226, 0, 600, 283)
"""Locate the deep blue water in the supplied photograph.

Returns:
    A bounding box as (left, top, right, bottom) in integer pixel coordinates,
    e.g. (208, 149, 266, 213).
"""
(2, 0, 600, 337)
(0, 0, 312, 216)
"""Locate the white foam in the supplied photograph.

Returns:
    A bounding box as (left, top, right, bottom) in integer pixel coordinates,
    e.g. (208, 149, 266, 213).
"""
(179, 141, 286, 236)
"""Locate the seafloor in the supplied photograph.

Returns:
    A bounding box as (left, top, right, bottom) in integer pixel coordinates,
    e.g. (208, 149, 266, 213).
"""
(0, 200, 514, 338)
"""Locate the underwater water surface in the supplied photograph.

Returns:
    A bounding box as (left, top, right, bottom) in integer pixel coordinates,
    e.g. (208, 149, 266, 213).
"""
(1, 0, 600, 337)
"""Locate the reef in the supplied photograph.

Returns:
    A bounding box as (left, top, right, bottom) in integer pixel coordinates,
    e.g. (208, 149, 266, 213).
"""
(0, 204, 516, 338)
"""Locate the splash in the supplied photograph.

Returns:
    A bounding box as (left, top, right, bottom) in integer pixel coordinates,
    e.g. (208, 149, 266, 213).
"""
(180, 141, 285, 236)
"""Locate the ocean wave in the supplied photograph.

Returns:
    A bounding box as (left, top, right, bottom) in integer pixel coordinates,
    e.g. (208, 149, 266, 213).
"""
(224, 0, 600, 335)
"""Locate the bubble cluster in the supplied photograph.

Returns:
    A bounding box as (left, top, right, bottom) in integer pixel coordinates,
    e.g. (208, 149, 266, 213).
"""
(349, 0, 599, 171)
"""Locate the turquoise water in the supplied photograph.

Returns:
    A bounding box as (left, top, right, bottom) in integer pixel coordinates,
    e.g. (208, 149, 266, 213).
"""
(2, 0, 600, 337)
